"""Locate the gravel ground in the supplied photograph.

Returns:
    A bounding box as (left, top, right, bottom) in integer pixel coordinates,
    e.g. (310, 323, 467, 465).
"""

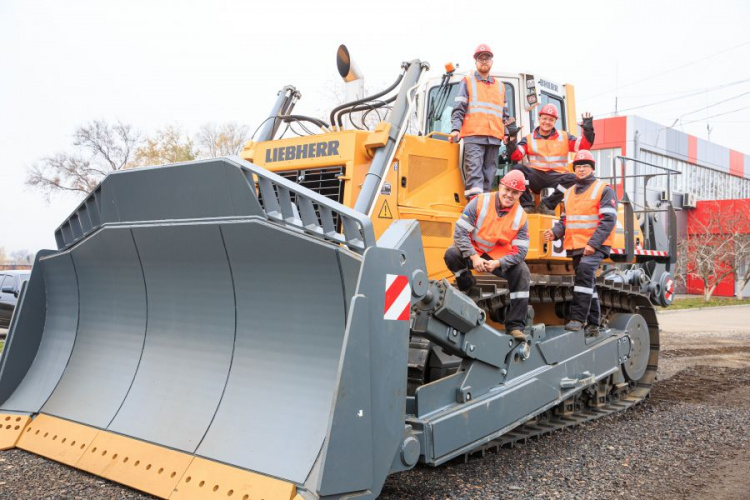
(380, 365, 750, 500)
(2, 309, 750, 500)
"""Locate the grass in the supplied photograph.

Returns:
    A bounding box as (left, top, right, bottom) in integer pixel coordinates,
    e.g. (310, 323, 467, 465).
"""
(667, 296, 750, 310)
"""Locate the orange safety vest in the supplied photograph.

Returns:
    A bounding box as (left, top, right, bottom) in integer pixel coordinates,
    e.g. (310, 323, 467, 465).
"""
(472, 193, 528, 259)
(524, 129, 570, 173)
(562, 180, 616, 250)
(460, 74, 506, 140)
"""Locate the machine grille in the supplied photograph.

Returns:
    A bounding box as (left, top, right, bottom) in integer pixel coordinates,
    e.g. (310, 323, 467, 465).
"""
(275, 167, 345, 204)
(256, 166, 346, 228)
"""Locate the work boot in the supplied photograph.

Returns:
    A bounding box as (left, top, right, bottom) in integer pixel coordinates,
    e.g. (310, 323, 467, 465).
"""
(509, 329, 527, 341)
(456, 272, 476, 292)
(565, 320, 584, 331)
(585, 325, 602, 338)
(523, 205, 535, 214)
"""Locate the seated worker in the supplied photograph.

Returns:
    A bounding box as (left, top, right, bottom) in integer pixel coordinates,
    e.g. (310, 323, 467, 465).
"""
(543, 150, 617, 336)
(506, 104, 595, 214)
(444, 170, 531, 341)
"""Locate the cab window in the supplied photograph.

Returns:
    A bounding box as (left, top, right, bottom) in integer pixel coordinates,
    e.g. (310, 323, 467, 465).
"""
(530, 92, 566, 132)
(425, 80, 516, 136)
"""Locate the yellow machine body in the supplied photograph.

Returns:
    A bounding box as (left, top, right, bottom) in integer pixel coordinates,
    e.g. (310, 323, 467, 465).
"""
(242, 131, 642, 280)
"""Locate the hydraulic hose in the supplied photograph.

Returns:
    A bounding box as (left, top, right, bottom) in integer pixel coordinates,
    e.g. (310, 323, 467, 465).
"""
(330, 70, 405, 128)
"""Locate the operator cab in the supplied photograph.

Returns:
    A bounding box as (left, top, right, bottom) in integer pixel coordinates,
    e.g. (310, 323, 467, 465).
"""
(416, 70, 574, 186)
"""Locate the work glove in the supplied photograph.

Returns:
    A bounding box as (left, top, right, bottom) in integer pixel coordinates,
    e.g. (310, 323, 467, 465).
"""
(580, 112, 594, 132)
(505, 122, 520, 139)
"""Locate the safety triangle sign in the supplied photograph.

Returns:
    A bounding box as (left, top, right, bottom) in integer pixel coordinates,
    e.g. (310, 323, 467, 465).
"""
(378, 200, 393, 219)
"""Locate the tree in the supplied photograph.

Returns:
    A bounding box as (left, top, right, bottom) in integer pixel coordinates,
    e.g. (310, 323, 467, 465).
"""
(26, 120, 140, 199)
(197, 122, 250, 158)
(132, 125, 197, 166)
(677, 200, 750, 301)
(27, 120, 250, 200)
(0, 247, 6, 265)
(10, 249, 33, 265)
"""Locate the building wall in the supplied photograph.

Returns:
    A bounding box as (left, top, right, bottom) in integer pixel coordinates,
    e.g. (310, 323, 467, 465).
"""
(591, 116, 750, 295)
(592, 116, 750, 202)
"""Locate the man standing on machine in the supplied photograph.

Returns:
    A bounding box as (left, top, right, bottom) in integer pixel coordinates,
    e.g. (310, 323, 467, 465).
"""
(543, 150, 617, 336)
(449, 43, 513, 199)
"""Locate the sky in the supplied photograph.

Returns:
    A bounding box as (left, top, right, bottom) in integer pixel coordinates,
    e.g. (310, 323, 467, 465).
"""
(1, 0, 749, 255)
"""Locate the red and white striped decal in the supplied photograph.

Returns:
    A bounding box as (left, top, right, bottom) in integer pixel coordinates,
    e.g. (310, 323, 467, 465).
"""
(384, 274, 411, 321)
(610, 248, 669, 257)
(664, 278, 674, 301)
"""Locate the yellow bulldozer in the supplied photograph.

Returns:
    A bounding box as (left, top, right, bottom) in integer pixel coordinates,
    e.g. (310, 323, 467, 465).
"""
(0, 46, 677, 499)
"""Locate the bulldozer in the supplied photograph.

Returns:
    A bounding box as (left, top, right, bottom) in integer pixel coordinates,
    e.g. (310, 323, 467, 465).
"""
(0, 47, 678, 499)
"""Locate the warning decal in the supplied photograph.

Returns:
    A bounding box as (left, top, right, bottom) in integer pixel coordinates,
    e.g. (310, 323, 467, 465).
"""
(378, 200, 393, 219)
(384, 274, 411, 321)
(665, 278, 674, 301)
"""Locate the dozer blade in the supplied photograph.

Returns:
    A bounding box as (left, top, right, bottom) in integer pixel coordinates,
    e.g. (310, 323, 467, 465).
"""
(0, 158, 414, 499)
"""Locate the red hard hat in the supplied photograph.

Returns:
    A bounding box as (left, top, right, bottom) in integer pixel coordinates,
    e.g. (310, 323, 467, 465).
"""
(473, 43, 493, 59)
(572, 150, 596, 168)
(500, 170, 526, 192)
(539, 104, 559, 120)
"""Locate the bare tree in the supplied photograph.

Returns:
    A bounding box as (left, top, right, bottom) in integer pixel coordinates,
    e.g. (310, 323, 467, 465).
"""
(132, 125, 197, 166)
(0, 247, 7, 265)
(27, 120, 255, 200)
(197, 122, 250, 158)
(677, 201, 750, 301)
(26, 120, 140, 199)
(10, 249, 33, 265)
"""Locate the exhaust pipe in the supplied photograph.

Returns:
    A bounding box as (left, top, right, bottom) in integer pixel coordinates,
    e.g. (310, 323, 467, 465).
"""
(336, 44, 365, 104)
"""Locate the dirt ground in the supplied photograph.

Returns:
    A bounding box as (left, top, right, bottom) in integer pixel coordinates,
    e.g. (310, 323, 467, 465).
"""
(658, 304, 750, 379)
(650, 305, 750, 500)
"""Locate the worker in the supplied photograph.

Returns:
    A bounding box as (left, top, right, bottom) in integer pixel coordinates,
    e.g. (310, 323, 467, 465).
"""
(543, 150, 617, 336)
(444, 170, 531, 341)
(507, 104, 595, 214)
(449, 43, 513, 200)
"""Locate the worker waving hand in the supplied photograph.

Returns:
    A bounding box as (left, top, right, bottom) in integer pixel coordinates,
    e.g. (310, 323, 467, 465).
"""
(544, 150, 617, 336)
(444, 170, 531, 341)
(508, 106, 595, 214)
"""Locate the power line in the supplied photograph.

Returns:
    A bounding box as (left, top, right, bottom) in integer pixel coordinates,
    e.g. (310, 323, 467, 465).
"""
(680, 90, 750, 119)
(588, 40, 750, 99)
(596, 78, 750, 117)
(682, 105, 750, 125)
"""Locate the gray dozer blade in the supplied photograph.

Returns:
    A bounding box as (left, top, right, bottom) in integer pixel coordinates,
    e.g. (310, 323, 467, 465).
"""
(0, 157, 416, 499)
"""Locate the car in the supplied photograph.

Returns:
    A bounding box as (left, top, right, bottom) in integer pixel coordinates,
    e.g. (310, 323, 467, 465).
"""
(0, 270, 31, 329)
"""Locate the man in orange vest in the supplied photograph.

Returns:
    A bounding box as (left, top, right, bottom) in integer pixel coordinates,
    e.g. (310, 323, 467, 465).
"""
(449, 43, 512, 200)
(507, 104, 595, 214)
(543, 150, 617, 336)
(444, 170, 531, 341)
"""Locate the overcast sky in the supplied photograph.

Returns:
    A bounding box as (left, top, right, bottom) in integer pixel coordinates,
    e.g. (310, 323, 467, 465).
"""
(1, 0, 749, 255)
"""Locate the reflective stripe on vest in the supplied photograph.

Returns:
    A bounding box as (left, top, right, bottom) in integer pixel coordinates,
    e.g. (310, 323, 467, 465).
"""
(460, 74, 506, 140)
(471, 193, 527, 259)
(525, 129, 570, 173)
(562, 180, 616, 250)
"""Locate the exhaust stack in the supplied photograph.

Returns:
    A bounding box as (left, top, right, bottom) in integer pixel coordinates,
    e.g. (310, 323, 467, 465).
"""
(336, 44, 365, 109)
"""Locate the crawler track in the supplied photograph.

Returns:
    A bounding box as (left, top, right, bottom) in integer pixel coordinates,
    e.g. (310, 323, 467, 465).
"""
(408, 275, 660, 459)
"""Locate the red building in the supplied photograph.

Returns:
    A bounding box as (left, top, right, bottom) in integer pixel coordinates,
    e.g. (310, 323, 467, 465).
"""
(590, 116, 750, 297)
(684, 199, 750, 297)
